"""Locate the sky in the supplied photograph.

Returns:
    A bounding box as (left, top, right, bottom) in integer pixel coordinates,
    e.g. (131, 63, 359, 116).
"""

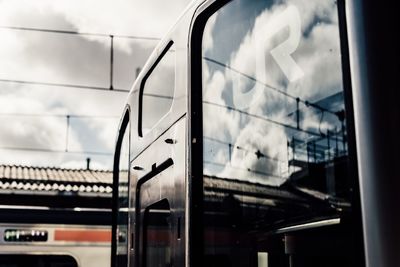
(0, 0, 191, 170)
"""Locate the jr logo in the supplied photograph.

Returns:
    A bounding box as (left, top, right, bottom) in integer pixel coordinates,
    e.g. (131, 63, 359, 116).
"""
(233, 5, 304, 109)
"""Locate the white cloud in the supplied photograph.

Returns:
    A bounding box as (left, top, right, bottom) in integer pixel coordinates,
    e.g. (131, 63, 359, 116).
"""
(0, 0, 190, 38)
(0, 0, 192, 169)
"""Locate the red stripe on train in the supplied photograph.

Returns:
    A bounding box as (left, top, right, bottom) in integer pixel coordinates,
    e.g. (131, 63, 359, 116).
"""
(54, 229, 111, 242)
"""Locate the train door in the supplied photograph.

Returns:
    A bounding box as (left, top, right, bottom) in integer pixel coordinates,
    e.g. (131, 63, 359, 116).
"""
(130, 41, 186, 267)
(190, 0, 364, 266)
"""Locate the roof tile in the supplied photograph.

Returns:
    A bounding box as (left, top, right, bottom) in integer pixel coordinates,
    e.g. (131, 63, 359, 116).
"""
(0, 164, 113, 196)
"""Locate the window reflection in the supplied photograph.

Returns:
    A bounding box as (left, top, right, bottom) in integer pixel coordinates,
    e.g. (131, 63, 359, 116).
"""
(203, 0, 346, 188)
(141, 44, 175, 135)
(202, 0, 359, 266)
(143, 199, 172, 267)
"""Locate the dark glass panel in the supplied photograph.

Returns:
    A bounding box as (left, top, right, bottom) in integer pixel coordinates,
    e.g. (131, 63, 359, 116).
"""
(142, 47, 175, 135)
(143, 199, 172, 267)
(201, 0, 360, 266)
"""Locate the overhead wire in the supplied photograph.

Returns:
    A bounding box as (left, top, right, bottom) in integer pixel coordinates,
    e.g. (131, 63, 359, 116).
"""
(0, 26, 160, 158)
(0, 25, 161, 41)
(204, 136, 285, 164)
(0, 25, 160, 93)
(0, 113, 120, 118)
(203, 57, 341, 117)
(203, 100, 323, 138)
(0, 27, 343, 158)
(0, 113, 119, 155)
(0, 78, 177, 99)
(0, 146, 113, 156)
(0, 78, 130, 93)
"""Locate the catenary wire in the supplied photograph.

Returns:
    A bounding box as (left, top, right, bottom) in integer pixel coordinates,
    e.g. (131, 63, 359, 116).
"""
(0, 146, 113, 156)
(203, 57, 340, 117)
(0, 25, 160, 41)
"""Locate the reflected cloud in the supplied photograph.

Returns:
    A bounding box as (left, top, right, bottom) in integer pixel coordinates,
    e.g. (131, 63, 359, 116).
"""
(203, 0, 347, 188)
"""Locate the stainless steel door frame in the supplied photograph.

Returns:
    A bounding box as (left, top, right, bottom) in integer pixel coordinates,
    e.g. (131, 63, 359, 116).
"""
(131, 118, 186, 267)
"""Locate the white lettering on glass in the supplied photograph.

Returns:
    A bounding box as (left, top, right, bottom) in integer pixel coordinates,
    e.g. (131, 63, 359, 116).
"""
(233, 5, 303, 109)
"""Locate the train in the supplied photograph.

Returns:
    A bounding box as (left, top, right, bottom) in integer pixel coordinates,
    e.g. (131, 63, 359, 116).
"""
(111, 0, 399, 267)
(0, 207, 112, 267)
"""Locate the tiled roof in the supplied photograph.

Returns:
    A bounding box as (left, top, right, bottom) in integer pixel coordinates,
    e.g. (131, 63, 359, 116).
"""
(204, 176, 303, 201)
(0, 165, 113, 196)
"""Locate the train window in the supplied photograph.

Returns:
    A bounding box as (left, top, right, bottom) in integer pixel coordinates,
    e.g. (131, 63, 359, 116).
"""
(0, 255, 77, 267)
(140, 42, 175, 136)
(143, 199, 172, 267)
(113, 114, 130, 267)
(201, 0, 360, 266)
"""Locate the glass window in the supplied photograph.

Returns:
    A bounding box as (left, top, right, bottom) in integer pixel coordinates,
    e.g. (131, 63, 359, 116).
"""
(143, 199, 172, 267)
(141, 43, 175, 135)
(116, 121, 130, 266)
(202, 0, 360, 266)
(0, 255, 77, 267)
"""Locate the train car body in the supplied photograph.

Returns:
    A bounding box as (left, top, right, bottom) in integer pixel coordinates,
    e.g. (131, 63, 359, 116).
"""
(0, 222, 111, 267)
(0, 206, 111, 267)
(112, 0, 399, 266)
